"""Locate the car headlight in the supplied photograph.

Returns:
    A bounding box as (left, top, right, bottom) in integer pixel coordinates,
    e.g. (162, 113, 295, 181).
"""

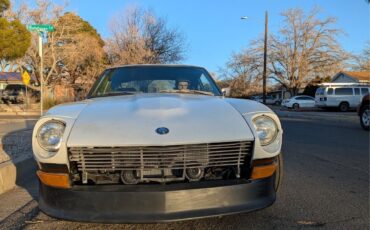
(36, 120, 66, 154)
(252, 115, 278, 146)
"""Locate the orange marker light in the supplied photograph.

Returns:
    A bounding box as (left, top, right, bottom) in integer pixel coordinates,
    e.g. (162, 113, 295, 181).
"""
(251, 157, 277, 180)
(37, 171, 71, 189)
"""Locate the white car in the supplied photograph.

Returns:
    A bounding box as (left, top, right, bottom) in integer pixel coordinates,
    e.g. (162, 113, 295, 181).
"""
(32, 65, 283, 223)
(252, 95, 280, 105)
(282, 95, 315, 109)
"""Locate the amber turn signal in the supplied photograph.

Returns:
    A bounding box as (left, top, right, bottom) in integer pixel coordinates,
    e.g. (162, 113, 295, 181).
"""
(37, 171, 71, 189)
(250, 158, 277, 180)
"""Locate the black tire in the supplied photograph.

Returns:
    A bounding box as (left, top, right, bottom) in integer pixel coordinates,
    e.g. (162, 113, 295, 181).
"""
(292, 103, 299, 110)
(274, 153, 283, 192)
(360, 105, 370, 131)
(339, 102, 349, 112)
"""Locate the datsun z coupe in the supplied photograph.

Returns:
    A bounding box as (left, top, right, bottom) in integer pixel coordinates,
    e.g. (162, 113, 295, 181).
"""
(33, 65, 283, 223)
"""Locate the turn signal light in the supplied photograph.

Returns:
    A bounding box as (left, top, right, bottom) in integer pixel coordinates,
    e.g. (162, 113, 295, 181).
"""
(37, 171, 71, 189)
(251, 158, 277, 180)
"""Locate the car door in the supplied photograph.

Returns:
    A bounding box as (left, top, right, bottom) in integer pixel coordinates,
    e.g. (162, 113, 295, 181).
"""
(304, 96, 315, 107)
(294, 97, 305, 107)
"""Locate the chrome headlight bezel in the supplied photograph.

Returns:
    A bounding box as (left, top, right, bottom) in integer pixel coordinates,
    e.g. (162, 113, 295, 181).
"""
(36, 120, 66, 155)
(252, 115, 279, 146)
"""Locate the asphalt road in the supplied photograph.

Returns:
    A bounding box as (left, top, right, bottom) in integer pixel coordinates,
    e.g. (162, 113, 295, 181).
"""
(0, 112, 368, 230)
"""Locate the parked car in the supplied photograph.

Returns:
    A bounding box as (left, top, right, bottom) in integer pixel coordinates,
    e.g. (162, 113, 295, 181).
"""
(315, 85, 370, 112)
(357, 93, 369, 130)
(282, 95, 315, 110)
(1, 84, 26, 104)
(252, 95, 281, 105)
(32, 65, 283, 223)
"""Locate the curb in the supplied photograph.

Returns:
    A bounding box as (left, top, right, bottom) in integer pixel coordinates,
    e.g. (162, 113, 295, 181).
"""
(0, 157, 37, 195)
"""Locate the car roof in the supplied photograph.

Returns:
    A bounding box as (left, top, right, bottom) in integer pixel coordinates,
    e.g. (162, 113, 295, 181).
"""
(106, 64, 206, 70)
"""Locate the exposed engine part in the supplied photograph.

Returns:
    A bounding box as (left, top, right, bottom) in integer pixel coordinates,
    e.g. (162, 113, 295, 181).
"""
(68, 140, 252, 185)
(121, 170, 140, 185)
(77, 171, 121, 184)
(204, 167, 237, 180)
(70, 166, 241, 185)
(185, 168, 204, 181)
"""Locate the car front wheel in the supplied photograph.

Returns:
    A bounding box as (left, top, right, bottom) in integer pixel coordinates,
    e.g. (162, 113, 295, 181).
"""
(360, 105, 369, 131)
(292, 103, 299, 110)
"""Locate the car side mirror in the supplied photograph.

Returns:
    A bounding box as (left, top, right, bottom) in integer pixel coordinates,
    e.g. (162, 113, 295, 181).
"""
(222, 88, 230, 97)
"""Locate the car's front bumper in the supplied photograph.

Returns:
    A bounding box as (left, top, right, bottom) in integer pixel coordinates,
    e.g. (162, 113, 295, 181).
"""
(39, 176, 276, 223)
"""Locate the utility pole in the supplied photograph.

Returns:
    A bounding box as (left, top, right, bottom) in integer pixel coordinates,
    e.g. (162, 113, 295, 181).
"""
(39, 33, 44, 115)
(262, 11, 268, 104)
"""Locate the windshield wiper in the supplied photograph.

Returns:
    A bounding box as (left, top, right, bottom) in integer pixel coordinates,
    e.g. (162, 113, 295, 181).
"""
(91, 91, 136, 98)
(160, 89, 214, 96)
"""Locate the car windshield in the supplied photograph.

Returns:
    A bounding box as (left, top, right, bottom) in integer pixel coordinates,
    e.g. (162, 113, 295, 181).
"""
(88, 66, 222, 98)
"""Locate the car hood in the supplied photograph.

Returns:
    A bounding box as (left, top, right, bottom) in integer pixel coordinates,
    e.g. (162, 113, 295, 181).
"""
(65, 94, 255, 147)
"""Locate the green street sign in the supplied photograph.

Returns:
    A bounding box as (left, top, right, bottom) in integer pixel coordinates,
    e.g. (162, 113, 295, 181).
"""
(27, 24, 55, 32)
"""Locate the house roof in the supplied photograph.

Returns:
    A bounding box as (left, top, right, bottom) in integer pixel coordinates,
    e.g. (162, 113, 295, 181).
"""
(341, 71, 370, 81)
(0, 72, 22, 81)
(0, 72, 36, 82)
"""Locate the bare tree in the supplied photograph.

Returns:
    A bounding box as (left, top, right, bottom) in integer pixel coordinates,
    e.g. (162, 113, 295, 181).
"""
(353, 41, 370, 71)
(219, 48, 262, 97)
(268, 8, 348, 95)
(106, 7, 186, 65)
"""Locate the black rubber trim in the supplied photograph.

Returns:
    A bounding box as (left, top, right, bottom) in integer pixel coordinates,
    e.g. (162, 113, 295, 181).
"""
(38, 176, 276, 223)
(39, 163, 69, 173)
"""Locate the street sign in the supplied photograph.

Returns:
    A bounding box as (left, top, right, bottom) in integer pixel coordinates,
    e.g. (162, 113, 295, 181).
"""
(27, 24, 55, 32)
(22, 71, 31, 86)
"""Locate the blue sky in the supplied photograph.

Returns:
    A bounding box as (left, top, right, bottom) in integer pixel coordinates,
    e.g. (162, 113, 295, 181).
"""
(39, 0, 370, 74)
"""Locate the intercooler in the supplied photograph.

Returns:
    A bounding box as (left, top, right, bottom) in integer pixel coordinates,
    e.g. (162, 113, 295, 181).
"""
(68, 140, 253, 183)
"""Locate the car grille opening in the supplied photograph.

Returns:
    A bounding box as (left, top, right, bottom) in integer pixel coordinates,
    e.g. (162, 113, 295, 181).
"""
(68, 140, 253, 185)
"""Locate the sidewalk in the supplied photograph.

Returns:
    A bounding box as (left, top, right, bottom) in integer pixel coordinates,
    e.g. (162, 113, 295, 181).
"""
(0, 118, 39, 224)
(0, 103, 40, 116)
(0, 111, 40, 116)
(0, 120, 36, 195)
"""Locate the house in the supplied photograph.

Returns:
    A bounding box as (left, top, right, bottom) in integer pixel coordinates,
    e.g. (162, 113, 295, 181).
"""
(331, 71, 370, 85)
(0, 72, 23, 90)
(0, 72, 37, 92)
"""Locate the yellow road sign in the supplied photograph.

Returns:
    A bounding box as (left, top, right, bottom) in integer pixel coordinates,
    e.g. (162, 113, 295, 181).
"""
(22, 71, 31, 85)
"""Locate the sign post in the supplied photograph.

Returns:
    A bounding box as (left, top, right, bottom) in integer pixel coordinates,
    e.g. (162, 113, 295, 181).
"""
(27, 24, 55, 115)
(22, 71, 31, 111)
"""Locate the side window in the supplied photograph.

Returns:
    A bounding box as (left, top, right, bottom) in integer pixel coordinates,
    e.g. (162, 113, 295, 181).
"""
(295, 97, 304, 100)
(335, 88, 353, 96)
(354, 88, 360, 95)
(94, 70, 113, 95)
(199, 74, 212, 92)
(361, 88, 369, 95)
(327, 88, 333, 95)
(305, 97, 314, 100)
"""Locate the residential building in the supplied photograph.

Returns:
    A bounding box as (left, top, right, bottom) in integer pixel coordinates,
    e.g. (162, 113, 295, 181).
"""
(331, 71, 370, 85)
